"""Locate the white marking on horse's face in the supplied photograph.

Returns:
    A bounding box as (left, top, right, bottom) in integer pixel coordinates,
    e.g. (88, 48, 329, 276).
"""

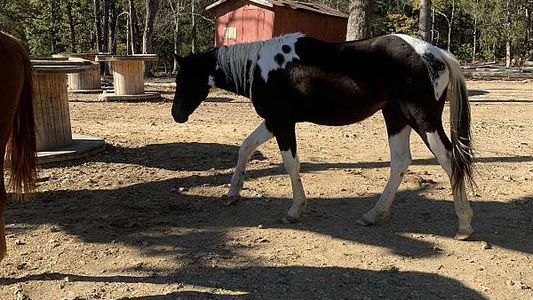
(393, 34, 449, 101)
(257, 34, 302, 82)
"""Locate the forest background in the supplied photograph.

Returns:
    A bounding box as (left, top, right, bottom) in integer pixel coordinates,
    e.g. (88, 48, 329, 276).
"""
(0, 0, 531, 74)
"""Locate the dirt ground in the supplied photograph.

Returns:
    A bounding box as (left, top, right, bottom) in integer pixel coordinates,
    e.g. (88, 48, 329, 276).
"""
(1, 79, 532, 300)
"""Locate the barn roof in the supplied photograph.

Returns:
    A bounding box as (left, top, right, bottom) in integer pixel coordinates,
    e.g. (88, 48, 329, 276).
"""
(205, 0, 349, 19)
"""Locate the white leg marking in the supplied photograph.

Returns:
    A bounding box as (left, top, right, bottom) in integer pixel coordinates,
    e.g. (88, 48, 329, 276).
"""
(358, 126, 412, 225)
(427, 131, 452, 176)
(228, 121, 273, 197)
(281, 150, 307, 222)
(208, 75, 216, 88)
(427, 131, 473, 239)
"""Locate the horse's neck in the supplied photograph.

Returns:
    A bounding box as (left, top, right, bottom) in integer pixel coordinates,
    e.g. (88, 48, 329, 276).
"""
(215, 41, 265, 98)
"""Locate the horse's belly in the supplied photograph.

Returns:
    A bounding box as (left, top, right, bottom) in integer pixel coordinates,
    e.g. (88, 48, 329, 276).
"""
(298, 99, 385, 126)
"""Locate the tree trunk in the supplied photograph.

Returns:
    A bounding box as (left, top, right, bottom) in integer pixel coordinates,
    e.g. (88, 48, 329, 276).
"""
(419, 0, 431, 42)
(143, 0, 160, 76)
(346, 0, 373, 40)
(50, 0, 59, 54)
(526, 8, 531, 58)
(93, 0, 102, 52)
(191, 0, 196, 53)
(103, 0, 110, 53)
(447, 0, 455, 51)
(168, 0, 181, 73)
(472, 13, 477, 63)
(492, 42, 496, 62)
(129, 0, 140, 54)
(506, 35, 512, 67)
(66, 1, 77, 53)
(505, 0, 511, 67)
(108, 0, 117, 54)
(431, 7, 435, 41)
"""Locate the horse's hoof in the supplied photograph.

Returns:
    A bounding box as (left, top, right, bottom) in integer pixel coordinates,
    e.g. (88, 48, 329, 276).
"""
(356, 216, 374, 226)
(282, 215, 300, 224)
(0, 248, 6, 263)
(223, 196, 241, 206)
(454, 228, 474, 240)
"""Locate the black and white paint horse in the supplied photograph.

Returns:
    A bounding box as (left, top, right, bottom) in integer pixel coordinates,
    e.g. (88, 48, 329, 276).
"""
(172, 33, 475, 239)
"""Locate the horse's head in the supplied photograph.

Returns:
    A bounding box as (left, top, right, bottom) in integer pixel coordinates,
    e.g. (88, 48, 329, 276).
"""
(172, 50, 216, 123)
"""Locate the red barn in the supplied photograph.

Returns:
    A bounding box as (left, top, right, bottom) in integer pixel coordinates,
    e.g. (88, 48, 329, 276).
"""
(206, 0, 348, 46)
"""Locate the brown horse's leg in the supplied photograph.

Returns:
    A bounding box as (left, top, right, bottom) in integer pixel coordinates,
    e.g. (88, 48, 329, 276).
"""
(0, 93, 14, 262)
(0, 146, 7, 262)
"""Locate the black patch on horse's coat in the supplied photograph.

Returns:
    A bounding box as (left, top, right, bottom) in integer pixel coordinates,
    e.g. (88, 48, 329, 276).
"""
(282, 45, 291, 53)
(422, 52, 446, 84)
(274, 53, 285, 66)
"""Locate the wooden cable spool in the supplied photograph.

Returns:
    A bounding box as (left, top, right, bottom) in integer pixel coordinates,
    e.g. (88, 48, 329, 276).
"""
(31, 61, 94, 151)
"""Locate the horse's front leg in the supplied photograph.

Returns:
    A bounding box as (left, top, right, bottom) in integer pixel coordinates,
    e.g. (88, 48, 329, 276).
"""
(228, 121, 273, 198)
(273, 123, 307, 223)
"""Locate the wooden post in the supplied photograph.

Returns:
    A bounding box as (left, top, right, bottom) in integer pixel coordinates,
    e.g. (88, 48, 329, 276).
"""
(68, 62, 101, 91)
(96, 54, 160, 101)
(111, 60, 144, 95)
(29, 60, 106, 163)
(31, 62, 94, 151)
(33, 72, 72, 151)
(51, 54, 102, 92)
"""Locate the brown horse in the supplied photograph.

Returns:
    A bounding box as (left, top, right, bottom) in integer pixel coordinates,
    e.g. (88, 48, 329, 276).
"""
(0, 32, 37, 262)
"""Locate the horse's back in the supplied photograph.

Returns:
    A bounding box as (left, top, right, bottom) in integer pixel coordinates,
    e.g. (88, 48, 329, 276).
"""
(271, 35, 438, 125)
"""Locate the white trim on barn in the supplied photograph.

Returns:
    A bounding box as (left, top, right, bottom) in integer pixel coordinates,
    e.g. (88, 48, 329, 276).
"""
(206, 0, 273, 11)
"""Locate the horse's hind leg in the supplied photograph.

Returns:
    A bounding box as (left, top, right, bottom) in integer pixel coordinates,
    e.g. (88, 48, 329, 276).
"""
(228, 121, 273, 198)
(0, 166, 6, 262)
(357, 108, 412, 225)
(0, 141, 7, 261)
(421, 126, 473, 239)
(403, 95, 473, 239)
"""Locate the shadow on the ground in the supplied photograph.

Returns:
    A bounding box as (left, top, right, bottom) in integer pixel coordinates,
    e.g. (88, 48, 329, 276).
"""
(469, 89, 489, 96)
(0, 265, 487, 299)
(205, 97, 234, 103)
(41, 142, 533, 174)
(5, 169, 533, 259)
(26, 141, 533, 258)
(470, 99, 533, 103)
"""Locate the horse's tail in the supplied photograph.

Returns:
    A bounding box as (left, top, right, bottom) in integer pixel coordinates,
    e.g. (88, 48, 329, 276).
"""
(6, 42, 37, 197)
(438, 48, 475, 191)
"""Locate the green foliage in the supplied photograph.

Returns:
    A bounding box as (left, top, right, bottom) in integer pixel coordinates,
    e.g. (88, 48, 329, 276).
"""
(383, 13, 417, 35)
(1, 0, 532, 68)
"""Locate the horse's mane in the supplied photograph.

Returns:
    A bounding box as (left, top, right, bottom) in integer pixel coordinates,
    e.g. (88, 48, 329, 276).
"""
(215, 33, 304, 97)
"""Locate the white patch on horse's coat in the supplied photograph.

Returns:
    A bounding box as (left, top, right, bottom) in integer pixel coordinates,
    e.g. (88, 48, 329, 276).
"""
(228, 121, 273, 197)
(281, 150, 307, 219)
(216, 33, 303, 97)
(257, 34, 302, 82)
(393, 34, 449, 101)
(359, 126, 412, 225)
